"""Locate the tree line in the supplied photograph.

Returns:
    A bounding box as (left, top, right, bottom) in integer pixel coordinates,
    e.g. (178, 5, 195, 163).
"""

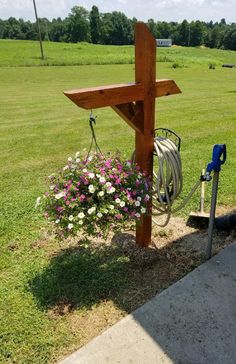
(0, 5, 236, 50)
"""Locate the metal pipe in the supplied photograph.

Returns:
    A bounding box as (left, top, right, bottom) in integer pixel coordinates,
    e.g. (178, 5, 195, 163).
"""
(200, 169, 205, 214)
(206, 171, 219, 259)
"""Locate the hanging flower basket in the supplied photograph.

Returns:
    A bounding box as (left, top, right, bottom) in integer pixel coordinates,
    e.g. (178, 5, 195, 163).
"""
(38, 152, 151, 239)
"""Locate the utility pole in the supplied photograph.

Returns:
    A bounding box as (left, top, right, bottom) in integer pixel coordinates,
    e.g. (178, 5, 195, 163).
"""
(32, 0, 45, 60)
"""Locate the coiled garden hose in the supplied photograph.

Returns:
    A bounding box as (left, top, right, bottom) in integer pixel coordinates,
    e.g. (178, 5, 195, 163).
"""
(152, 136, 201, 227)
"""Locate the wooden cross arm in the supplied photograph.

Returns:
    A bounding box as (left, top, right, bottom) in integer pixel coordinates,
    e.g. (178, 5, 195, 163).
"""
(64, 79, 181, 110)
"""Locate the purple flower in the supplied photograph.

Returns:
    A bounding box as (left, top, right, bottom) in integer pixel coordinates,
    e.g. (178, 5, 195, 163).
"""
(115, 214, 123, 220)
(80, 194, 86, 202)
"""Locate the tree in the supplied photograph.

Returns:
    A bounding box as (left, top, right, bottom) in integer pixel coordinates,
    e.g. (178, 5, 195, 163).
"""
(109, 11, 133, 45)
(67, 6, 90, 43)
(100, 13, 113, 44)
(89, 5, 101, 44)
(190, 21, 204, 46)
(49, 18, 67, 42)
(100, 11, 133, 45)
(210, 26, 223, 48)
(157, 21, 171, 38)
(223, 27, 236, 50)
(147, 19, 158, 38)
(174, 20, 189, 46)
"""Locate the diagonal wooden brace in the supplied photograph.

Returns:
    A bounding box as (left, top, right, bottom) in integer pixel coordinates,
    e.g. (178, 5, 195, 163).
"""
(112, 102, 144, 133)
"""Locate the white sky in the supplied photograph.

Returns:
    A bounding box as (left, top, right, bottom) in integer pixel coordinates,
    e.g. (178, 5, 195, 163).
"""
(0, 0, 235, 23)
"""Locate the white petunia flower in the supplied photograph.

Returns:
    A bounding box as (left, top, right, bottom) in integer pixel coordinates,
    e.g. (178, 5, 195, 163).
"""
(141, 207, 146, 214)
(55, 192, 65, 199)
(68, 223, 73, 230)
(63, 165, 69, 171)
(98, 191, 104, 197)
(137, 196, 142, 201)
(50, 185, 55, 190)
(76, 158, 80, 163)
(89, 172, 95, 178)
(135, 201, 141, 207)
(68, 157, 73, 162)
(107, 186, 116, 194)
(79, 220, 83, 225)
(78, 212, 85, 219)
(99, 177, 106, 183)
(105, 182, 112, 187)
(135, 213, 141, 218)
(126, 161, 131, 167)
(120, 201, 125, 207)
(97, 212, 103, 218)
(96, 174, 101, 178)
(55, 219, 60, 224)
(109, 205, 114, 210)
(104, 209, 108, 214)
(88, 184, 95, 193)
(69, 215, 74, 221)
(145, 194, 150, 200)
(82, 168, 88, 173)
(88, 206, 96, 215)
(115, 198, 121, 204)
(35, 197, 41, 208)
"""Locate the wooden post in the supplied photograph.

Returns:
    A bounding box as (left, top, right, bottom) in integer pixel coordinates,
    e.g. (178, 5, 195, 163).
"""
(63, 22, 181, 247)
(135, 23, 156, 247)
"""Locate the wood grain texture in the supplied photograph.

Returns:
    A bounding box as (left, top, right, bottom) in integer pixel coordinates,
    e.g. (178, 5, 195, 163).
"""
(64, 79, 181, 110)
(155, 79, 181, 97)
(112, 102, 144, 133)
(135, 22, 156, 247)
(64, 83, 144, 109)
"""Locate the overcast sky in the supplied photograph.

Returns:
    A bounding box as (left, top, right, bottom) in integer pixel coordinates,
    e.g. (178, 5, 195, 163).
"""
(0, 0, 235, 23)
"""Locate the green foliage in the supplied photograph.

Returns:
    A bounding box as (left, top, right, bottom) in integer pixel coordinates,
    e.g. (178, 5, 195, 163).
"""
(209, 63, 216, 69)
(67, 6, 90, 43)
(189, 21, 205, 46)
(89, 5, 101, 44)
(223, 26, 236, 51)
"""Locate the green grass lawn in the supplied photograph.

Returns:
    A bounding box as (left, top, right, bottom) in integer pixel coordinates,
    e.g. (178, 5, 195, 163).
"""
(1, 39, 236, 67)
(0, 42, 236, 363)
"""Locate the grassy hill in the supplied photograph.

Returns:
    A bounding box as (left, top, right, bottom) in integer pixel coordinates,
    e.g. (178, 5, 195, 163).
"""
(0, 39, 236, 67)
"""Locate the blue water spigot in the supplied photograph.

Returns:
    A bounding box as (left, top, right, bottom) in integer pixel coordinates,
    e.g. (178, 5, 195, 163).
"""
(206, 144, 227, 174)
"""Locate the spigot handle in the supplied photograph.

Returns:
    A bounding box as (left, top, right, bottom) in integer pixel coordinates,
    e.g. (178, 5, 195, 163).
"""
(206, 144, 226, 174)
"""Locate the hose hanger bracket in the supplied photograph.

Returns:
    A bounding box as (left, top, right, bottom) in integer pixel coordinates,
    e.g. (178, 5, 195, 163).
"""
(154, 128, 181, 152)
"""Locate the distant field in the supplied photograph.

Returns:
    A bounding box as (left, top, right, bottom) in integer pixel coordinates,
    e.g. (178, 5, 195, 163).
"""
(0, 43, 236, 363)
(0, 39, 236, 67)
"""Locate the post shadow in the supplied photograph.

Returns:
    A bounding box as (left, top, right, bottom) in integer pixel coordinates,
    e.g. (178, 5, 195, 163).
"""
(28, 225, 230, 314)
